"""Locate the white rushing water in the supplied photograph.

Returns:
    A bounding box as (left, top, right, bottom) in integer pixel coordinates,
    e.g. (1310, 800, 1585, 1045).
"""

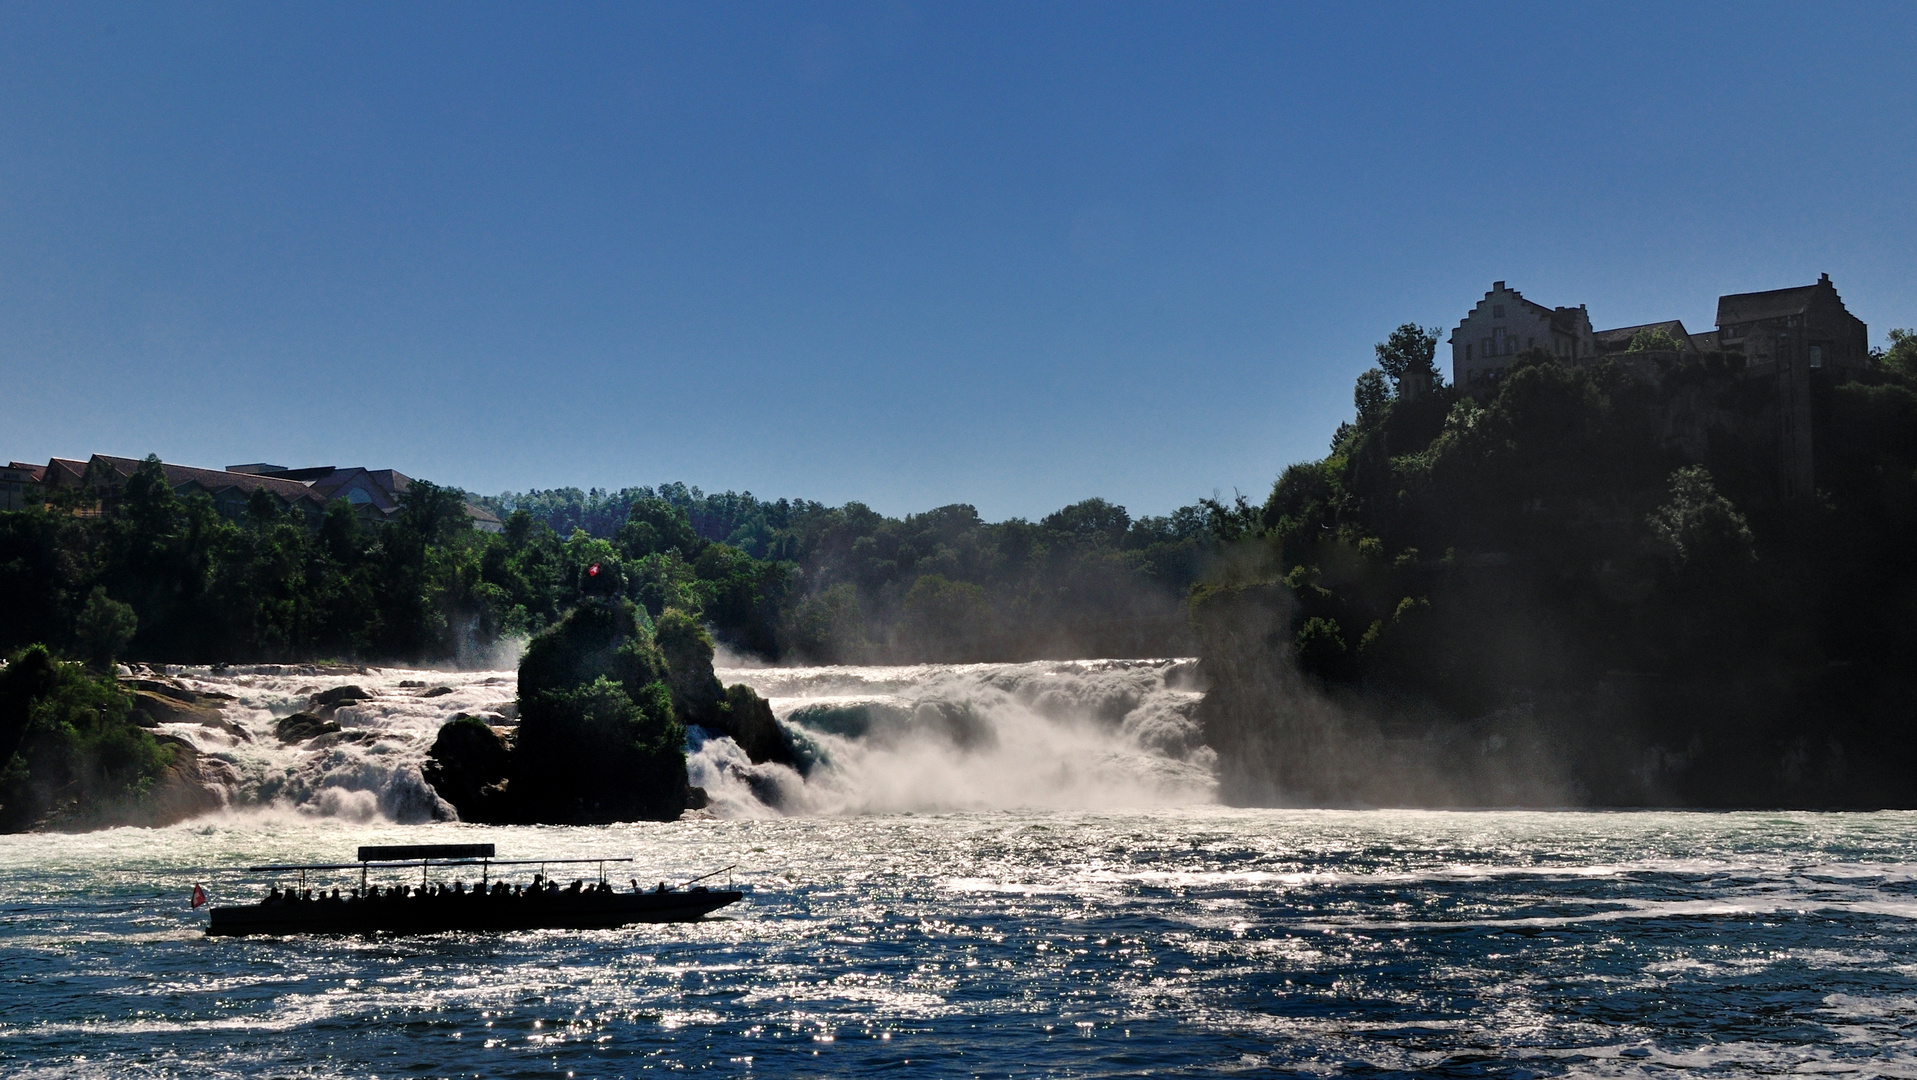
(147, 658, 1214, 823)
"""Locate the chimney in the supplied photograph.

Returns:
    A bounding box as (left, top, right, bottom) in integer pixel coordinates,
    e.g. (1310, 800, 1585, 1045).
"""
(1493, 281, 1505, 291)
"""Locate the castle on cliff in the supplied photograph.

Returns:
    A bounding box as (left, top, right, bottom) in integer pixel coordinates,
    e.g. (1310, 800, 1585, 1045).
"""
(1448, 274, 1870, 497)
(1449, 274, 1868, 394)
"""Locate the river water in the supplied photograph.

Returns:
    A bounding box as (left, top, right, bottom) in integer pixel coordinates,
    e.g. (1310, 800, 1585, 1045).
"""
(2, 664, 1916, 1077)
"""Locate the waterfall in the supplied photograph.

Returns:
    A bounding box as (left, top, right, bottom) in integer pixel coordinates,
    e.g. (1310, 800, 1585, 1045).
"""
(695, 659, 1215, 815)
(145, 658, 1215, 823)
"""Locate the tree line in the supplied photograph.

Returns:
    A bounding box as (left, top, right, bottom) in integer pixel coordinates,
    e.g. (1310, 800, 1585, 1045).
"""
(0, 457, 1220, 668)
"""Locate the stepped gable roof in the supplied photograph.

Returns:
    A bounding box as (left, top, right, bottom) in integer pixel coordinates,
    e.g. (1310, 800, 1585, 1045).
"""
(1593, 320, 1694, 352)
(1716, 282, 1821, 326)
(1456, 283, 1588, 337)
(86, 454, 323, 504)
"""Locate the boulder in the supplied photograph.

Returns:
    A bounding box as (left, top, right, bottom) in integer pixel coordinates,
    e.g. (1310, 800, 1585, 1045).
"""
(135, 735, 225, 826)
(717, 684, 799, 767)
(420, 685, 455, 698)
(274, 712, 341, 744)
(128, 690, 252, 741)
(127, 679, 199, 703)
(422, 714, 517, 823)
(655, 610, 727, 729)
(311, 685, 373, 708)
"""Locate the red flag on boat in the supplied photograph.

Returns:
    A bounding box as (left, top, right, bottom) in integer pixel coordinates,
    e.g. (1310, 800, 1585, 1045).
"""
(191, 884, 208, 908)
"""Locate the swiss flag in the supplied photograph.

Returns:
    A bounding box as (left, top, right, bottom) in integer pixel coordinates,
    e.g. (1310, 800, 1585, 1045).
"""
(190, 884, 208, 909)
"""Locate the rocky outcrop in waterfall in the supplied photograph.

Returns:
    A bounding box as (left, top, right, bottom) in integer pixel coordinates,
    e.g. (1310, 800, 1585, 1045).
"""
(423, 600, 797, 824)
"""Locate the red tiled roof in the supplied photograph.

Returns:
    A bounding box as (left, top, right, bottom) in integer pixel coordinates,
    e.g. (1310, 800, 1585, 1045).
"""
(85, 455, 325, 505)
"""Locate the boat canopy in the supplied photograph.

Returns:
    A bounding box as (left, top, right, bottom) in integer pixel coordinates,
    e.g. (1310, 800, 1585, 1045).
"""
(357, 843, 496, 862)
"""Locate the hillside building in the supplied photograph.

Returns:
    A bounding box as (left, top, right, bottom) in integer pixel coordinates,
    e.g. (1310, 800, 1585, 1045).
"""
(1446, 273, 1873, 499)
(1449, 282, 1595, 393)
(17, 454, 502, 532)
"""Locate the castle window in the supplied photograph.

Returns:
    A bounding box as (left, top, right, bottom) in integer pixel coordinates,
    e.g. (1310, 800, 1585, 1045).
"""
(1466, 344, 1473, 361)
(1492, 305, 1506, 319)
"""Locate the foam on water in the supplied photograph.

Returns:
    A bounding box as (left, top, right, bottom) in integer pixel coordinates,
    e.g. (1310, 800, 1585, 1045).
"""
(700, 657, 1215, 815)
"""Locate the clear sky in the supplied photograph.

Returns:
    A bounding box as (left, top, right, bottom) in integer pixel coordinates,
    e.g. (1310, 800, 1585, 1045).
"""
(4, 2, 1914, 520)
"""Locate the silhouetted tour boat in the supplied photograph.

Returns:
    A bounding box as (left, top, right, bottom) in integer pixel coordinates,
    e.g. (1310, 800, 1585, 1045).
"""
(204, 844, 742, 937)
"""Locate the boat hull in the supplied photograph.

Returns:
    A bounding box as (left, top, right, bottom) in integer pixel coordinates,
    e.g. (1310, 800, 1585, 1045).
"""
(206, 889, 742, 937)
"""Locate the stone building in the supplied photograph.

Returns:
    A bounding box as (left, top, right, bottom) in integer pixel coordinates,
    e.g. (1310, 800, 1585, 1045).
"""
(0, 462, 45, 512)
(1448, 282, 1595, 393)
(1714, 274, 1870, 379)
(18, 454, 503, 532)
(1591, 320, 1700, 355)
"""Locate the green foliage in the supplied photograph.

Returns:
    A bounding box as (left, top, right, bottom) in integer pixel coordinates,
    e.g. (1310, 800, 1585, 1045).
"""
(1881, 328, 1917, 380)
(1626, 326, 1684, 353)
(3, 449, 1213, 667)
(1218, 312, 1917, 730)
(901, 575, 994, 661)
(75, 588, 136, 670)
(1647, 466, 1756, 574)
(512, 598, 687, 822)
(1293, 616, 1347, 680)
(1042, 498, 1131, 544)
(0, 645, 173, 831)
(1353, 368, 1390, 425)
(1374, 323, 1442, 398)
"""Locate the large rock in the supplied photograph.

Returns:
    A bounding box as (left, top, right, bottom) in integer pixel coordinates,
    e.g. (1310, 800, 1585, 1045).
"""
(422, 714, 516, 823)
(134, 735, 225, 826)
(511, 598, 690, 823)
(274, 712, 341, 744)
(716, 683, 798, 767)
(311, 685, 373, 714)
(128, 690, 251, 742)
(654, 610, 726, 729)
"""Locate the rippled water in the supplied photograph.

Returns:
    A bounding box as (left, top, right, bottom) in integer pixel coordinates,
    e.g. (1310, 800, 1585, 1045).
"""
(6, 809, 1917, 1077)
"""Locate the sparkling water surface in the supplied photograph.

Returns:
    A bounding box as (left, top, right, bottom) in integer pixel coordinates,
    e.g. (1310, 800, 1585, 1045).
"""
(5, 809, 1917, 1078)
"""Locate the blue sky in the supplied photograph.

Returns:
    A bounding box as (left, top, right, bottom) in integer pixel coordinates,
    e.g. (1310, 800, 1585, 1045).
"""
(4, 2, 1913, 520)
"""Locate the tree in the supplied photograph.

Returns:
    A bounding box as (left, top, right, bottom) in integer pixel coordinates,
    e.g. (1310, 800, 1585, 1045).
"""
(620, 498, 705, 560)
(1354, 368, 1390, 424)
(1626, 326, 1684, 353)
(1041, 498, 1131, 544)
(1883, 328, 1917, 380)
(1647, 466, 1756, 574)
(75, 588, 137, 670)
(1375, 324, 1441, 398)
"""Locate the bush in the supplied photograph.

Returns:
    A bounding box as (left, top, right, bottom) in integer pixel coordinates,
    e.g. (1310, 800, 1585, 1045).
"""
(0, 645, 172, 830)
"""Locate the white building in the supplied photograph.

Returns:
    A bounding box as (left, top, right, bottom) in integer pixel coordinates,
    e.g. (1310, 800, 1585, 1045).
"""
(1449, 282, 1595, 394)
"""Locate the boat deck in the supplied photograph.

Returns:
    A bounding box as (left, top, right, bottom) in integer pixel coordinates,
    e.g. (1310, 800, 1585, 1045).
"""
(208, 886, 742, 936)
